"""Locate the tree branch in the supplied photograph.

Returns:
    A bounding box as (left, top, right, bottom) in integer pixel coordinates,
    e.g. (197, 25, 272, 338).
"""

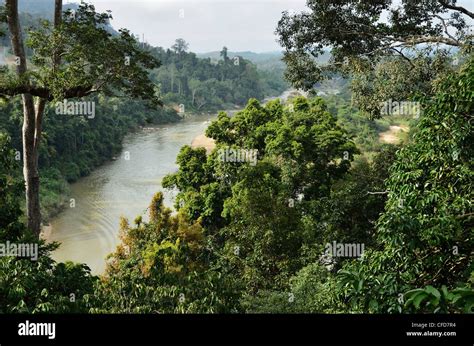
(438, 0, 474, 19)
(5, 0, 27, 76)
(390, 47, 415, 68)
(0, 84, 96, 100)
(52, 0, 62, 71)
(434, 15, 458, 42)
(456, 212, 474, 219)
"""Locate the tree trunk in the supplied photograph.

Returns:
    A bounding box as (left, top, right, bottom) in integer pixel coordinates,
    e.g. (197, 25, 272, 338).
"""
(6, 0, 60, 237)
(23, 95, 41, 236)
(6, 0, 42, 236)
(170, 66, 175, 93)
(54, 0, 62, 26)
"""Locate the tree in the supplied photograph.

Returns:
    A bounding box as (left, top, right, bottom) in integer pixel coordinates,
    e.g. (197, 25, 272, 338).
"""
(171, 38, 189, 55)
(0, 132, 96, 313)
(336, 57, 474, 313)
(220, 46, 229, 61)
(165, 97, 358, 295)
(276, 0, 474, 115)
(187, 78, 198, 106)
(0, 132, 24, 241)
(0, 1, 161, 236)
(94, 192, 241, 313)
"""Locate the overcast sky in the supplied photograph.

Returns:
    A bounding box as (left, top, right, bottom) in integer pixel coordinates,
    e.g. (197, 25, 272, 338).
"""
(65, 0, 473, 54)
(68, 0, 308, 53)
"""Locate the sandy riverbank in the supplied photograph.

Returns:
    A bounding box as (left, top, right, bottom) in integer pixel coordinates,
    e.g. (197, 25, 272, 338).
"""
(190, 89, 306, 153)
(379, 125, 409, 144)
(40, 224, 52, 241)
(191, 134, 216, 153)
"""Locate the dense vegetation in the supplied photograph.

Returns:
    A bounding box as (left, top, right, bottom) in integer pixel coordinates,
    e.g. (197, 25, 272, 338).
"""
(0, 0, 472, 314)
(101, 56, 473, 313)
(0, 95, 177, 220)
(0, 4, 285, 222)
(150, 42, 288, 112)
(0, 133, 95, 313)
(3, 56, 472, 312)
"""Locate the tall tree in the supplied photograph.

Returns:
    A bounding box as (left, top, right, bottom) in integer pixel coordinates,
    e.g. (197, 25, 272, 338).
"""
(337, 57, 474, 313)
(220, 46, 228, 61)
(276, 0, 473, 91)
(171, 38, 189, 55)
(1, 1, 161, 236)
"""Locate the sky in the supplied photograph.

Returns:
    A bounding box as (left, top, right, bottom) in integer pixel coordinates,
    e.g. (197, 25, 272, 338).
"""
(66, 0, 308, 53)
(64, 0, 473, 54)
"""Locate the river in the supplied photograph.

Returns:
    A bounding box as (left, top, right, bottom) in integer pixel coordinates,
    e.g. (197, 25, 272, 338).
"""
(46, 114, 218, 274)
(46, 90, 300, 274)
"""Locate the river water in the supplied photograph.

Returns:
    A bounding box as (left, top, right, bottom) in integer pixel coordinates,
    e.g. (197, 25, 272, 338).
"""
(47, 90, 298, 274)
(47, 114, 217, 274)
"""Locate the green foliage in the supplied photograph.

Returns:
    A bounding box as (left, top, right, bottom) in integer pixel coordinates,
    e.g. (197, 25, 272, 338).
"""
(150, 40, 267, 112)
(0, 134, 96, 313)
(163, 96, 360, 300)
(288, 263, 345, 313)
(276, 1, 473, 119)
(0, 132, 24, 240)
(2, 0, 472, 316)
(311, 147, 398, 268)
(404, 284, 474, 313)
(0, 250, 96, 313)
(93, 193, 242, 313)
(276, 0, 473, 91)
(23, 3, 160, 106)
(334, 57, 474, 313)
(350, 51, 454, 119)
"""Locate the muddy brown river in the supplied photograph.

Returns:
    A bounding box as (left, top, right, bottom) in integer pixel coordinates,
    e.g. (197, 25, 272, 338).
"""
(46, 114, 216, 274)
(46, 90, 297, 274)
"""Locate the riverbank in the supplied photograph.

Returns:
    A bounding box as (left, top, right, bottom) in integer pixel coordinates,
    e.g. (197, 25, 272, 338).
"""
(190, 89, 307, 153)
(379, 124, 409, 144)
(38, 119, 167, 229)
(44, 90, 298, 274)
(191, 134, 216, 153)
(44, 114, 218, 274)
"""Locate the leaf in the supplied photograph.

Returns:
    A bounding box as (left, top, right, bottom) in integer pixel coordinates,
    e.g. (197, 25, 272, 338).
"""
(425, 285, 440, 299)
(404, 288, 424, 299)
(440, 285, 449, 298)
(413, 292, 429, 309)
(369, 299, 378, 311)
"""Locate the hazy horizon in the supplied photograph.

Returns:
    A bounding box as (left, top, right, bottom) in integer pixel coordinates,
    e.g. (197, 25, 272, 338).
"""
(74, 0, 308, 53)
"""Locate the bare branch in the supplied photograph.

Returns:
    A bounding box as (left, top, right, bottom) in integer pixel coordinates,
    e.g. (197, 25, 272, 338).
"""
(456, 212, 474, 219)
(390, 47, 415, 68)
(438, 0, 474, 19)
(434, 15, 458, 42)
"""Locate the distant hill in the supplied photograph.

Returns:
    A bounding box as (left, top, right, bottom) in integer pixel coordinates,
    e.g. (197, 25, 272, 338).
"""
(197, 51, 283, 63)
(0, 0, 115, 47)
(197, 50, 332, 70)
(197, 51, 285, 71)
(0, 0, 78, 18)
